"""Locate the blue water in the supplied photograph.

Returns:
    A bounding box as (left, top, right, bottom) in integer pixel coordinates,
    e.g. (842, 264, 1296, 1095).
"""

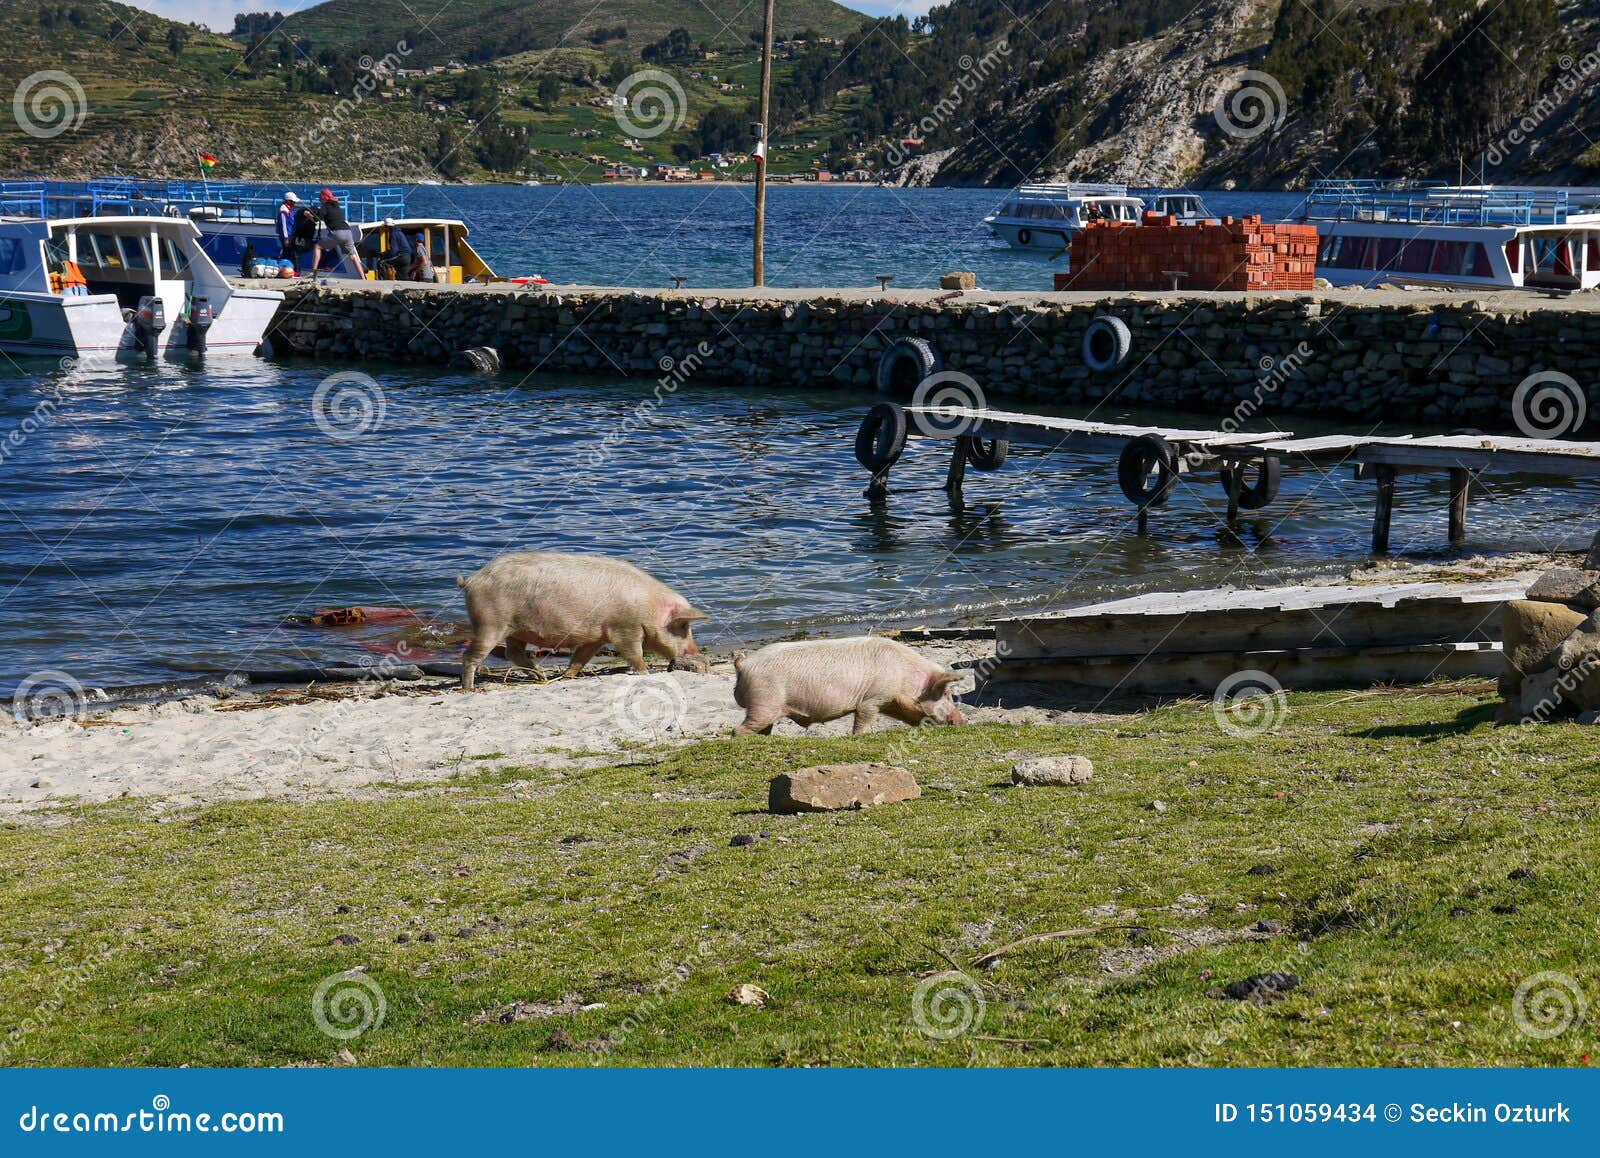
(403, 185, 1312, 290)
(1, 187, 1592, 695)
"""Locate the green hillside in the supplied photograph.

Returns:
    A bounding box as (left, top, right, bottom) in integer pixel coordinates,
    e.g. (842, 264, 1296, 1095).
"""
(262, 0, 868, 66)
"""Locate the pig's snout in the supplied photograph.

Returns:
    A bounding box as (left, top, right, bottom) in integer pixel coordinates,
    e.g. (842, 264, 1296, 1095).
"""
(947, 704, 967, 725)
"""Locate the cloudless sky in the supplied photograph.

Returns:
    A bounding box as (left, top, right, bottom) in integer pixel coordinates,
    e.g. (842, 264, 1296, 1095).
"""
(128, 0, 935, 34)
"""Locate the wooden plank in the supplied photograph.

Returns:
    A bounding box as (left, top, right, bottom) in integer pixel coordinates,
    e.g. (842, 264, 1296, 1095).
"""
(1357, 442, 1600, 477)
(984, 641, 1502, 693)
(993, 580, 1522, 660)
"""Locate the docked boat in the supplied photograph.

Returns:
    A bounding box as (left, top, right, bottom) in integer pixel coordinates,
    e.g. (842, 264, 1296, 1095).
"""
(11, 179, 501, 284)
(0, 208, 282, 362)
(1131, 189, 1214, 222)
(985, 183, 1145, 253)
(1304, 180, 1600, 291)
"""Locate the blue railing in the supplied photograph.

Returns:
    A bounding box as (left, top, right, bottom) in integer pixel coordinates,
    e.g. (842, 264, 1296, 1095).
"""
(1305, 179, 1571, 226)
(0, 182, 46, 217)
(2, 179, 409, 223)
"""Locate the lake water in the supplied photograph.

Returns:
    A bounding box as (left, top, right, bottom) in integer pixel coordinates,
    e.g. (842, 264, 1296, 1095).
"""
(405, 184, 1313, 291)
(2, 187, 1592, 697)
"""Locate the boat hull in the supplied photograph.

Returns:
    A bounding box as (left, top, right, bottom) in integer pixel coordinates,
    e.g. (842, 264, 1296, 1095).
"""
(0, 291, 276, 362)
(988, 220, 1077, 254)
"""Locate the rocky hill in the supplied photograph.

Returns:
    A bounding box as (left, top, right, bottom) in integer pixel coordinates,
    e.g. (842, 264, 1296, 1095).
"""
(252, 0, 867, 66)
(883, 0, 1600, 188)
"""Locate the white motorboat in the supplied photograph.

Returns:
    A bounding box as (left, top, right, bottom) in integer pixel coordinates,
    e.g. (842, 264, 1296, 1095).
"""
(1305, 180, 1600, 291)
(984, 183, 1144, 253)
(1131, 189, 1214, 222)
(0, 212, 281, 362)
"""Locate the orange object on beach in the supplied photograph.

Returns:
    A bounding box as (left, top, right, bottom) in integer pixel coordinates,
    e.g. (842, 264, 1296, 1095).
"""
(307, 606, 425, 627)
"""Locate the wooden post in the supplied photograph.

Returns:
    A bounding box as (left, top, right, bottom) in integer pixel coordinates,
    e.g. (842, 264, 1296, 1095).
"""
(866, 470, 890, 501)
(1137, 506, 1150, 536)
(1224, 466, 1242, 523)
(1448, 467, 1470, 545)
(1372, 465, 1397, 555)
(752, 0, 775, 287)
(944, 440, 967, 505)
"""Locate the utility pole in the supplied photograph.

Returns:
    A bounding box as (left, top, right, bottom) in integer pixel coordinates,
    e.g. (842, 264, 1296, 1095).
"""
(753, 0, 775, 286)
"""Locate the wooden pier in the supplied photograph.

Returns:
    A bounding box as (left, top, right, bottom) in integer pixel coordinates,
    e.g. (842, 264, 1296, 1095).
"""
(984, 579, 1526, 692)
(853, 403, 1600, 553)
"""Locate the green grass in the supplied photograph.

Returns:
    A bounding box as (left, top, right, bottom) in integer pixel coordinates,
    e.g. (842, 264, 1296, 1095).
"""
(3, 685, 1598, 1067)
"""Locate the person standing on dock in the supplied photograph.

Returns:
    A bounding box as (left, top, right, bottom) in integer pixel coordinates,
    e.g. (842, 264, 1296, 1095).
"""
(312, 188, 366, 280)
(374, 218, 413, 280)
(275, 191, 303, 272)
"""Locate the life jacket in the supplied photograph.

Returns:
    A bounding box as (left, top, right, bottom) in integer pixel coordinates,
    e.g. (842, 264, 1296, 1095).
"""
(61, 260, 86, 290)
(277, 203, 295, 244)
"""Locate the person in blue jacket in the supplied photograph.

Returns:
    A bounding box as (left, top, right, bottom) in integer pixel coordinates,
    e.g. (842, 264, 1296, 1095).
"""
(276, 191, 303, 271)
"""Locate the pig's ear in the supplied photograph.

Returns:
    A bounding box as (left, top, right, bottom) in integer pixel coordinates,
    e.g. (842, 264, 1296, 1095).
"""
(672, 606, 710, 626)
(925, 669, 961, 697)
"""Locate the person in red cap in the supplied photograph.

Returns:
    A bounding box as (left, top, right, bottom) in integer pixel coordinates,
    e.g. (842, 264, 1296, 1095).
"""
(312, 187, 366, 279)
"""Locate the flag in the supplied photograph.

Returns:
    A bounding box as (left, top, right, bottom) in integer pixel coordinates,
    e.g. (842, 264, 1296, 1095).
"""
(197, 151, 217, 172)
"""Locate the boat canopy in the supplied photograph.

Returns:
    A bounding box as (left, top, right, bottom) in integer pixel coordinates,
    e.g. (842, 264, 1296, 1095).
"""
(0, 178, 407, 224)
(1305, 180, 1592, 227)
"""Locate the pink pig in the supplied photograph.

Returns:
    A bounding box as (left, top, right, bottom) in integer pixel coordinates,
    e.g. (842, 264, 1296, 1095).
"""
(732, 636, 966, 735)
(457, 551, 709, 691)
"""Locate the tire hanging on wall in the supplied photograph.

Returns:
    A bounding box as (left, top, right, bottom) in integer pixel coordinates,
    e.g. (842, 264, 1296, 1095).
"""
(1083, 315, 1132, 372)
(1117, 433, 1179, 508)
(1218, 457, 1282, 510)
(1017, 228, 1033, 246)
(875, 337, 942, 396)
(855, 402, 909, 473)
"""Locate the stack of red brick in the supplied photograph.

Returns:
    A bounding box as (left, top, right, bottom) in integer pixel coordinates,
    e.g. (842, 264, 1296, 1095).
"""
(1054, 213, 1319, 292)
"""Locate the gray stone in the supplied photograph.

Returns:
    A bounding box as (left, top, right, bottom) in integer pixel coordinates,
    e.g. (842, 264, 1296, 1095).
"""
(1011, 755, 1094, 786)
(1587, 530, 1600, 570)
(1502, 599, 1589, 678)
(768, 763, 920, 813)
(1526, 567, 1600, 610)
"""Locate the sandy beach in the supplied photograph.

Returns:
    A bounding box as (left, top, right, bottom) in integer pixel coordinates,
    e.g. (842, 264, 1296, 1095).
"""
(1, 639, 1097, 815)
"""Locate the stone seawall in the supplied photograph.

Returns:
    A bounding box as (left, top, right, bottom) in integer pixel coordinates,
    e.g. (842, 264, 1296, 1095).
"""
(266, 284, 1600, 430)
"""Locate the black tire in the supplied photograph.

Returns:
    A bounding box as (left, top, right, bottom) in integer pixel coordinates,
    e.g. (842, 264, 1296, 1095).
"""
(1018, 228, 1033, 246)
(875, 337, 942, 396)
(1117, 434, 1179, 508)
(1219, 457, 1282, 511)
(1083, 316, 1132, 372)
(960, 435, 1009, 471)
(855, 403, 908, 473)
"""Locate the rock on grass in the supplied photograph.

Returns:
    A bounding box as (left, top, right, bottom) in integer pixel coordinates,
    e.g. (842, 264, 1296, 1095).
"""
(768, 764, 919, 813)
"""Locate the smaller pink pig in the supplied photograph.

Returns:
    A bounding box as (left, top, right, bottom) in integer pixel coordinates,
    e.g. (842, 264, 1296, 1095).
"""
(731, 636, 966, 735)
(457, 551, 709, 692)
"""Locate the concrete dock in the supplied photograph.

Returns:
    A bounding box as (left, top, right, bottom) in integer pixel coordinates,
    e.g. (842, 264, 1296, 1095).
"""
(261, 281, 1600, 431)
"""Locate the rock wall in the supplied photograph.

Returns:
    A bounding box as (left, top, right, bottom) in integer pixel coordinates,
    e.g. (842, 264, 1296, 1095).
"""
(267, 285, 1600, 431)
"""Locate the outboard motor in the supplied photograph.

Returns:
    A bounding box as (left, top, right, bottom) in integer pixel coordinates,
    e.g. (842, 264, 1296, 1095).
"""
(184, 296, 214, 357)
(133, 296, 166, 359)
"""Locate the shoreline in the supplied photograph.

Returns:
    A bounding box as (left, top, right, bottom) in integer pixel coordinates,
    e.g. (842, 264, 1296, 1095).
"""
(0, 553, 1555, 817)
